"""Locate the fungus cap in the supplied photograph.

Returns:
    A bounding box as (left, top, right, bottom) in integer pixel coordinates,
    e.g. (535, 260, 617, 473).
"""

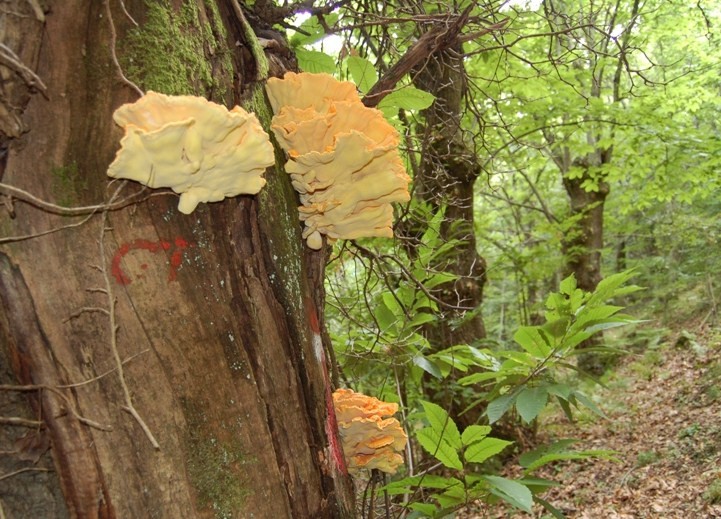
(108, 92, 274, 214)
(271, 102, 399, 157)
(333, 388, 407, 474)
(266, 72, 411, 249)
(265, 72, 360, 114)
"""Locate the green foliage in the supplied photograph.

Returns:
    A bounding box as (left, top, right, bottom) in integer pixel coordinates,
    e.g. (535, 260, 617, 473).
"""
(457, 271, 641, 424)
(377, 86, 436, 116)
(635, 450, 660, 468)
(327, 203, 465, 391)
(295, 48, 336, 74)
(703, 479, 721, 505)
(319, 2, 719, 516)
(346, 56, 377, 93)
(386, 404, 611, 517)
(289, 13, 339, 48)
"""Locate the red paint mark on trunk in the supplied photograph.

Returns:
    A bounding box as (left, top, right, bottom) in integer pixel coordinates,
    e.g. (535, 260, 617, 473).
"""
(306, 298, 348, 474)
(325, 384, 348, 475)
(305, 299, 321, 334)
(111, 237, 192, 285)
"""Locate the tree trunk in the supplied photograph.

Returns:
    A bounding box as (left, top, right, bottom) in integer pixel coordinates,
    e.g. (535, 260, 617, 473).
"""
(560, 161, 610, 375)
(413, 46, 487, 346)
(0, 1, 353, 517)
(409, 45, 487, 428)
(561, 173, 609, 293)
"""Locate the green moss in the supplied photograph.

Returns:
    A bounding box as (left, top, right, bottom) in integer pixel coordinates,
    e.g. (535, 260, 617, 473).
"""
(51, 162, 85, 206)
(182, 397, 253, 518)
(235, 82, 307, 326)
(704, 479, 721, 504)
(120, 0, 233, 98)
(635, 449, 660, 467)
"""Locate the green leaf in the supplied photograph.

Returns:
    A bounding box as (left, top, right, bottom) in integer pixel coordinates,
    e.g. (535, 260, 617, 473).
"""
(560, 274, 577, 295)
(417, 428, 463, 470)
(346, 56, 377, 93)
(296, 49, 336, 74)
(545, 384, 573, 400)
(374, 300, 398, 333)
(519, 439, 578, 468)
(377, 86, 436, 115)
(413, 355, 443, 379)
(461, 425, 491, 446)
(585, 270, 640, 307)
(535, 496, 566, 519)
(380, 475, 462, 494)
(483, 476, 534, 513)
(518, 477, 562, 492)
(289, 13, 339, 47)
(522, 450, 617, 473)
(556, 395, 575, 421)
(543, 318, 571, 338)
(514, 327, 552, 358)
(458, 371, 505, 385)
(464, 437, 512, 464)
(407, 503, 437, 516)
(516, 386, 549, 423)
(409, 312, 436, 327)
(572, 391, 607, 418)
(423, 272, 457, 289)
(420, 400, 462, 449)
(486, 393, 516, 424)
(434, 482, 467, 508)
(381, 292, 405, 318)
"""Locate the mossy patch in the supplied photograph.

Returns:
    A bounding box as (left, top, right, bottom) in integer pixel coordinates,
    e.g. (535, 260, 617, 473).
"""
(120, 0, 233, 99)
(182, 396, 254, 518)
(51, 162, 86, 206)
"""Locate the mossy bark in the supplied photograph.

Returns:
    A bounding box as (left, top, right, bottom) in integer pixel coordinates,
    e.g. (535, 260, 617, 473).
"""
(0, 1, 353, 517)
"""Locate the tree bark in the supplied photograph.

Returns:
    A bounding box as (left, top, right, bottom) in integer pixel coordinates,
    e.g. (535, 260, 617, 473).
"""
(407, 43, 487, 428)
(412, 45, 487, 346)
(0, 1, 353, 517)
(561, 172, 609, 293)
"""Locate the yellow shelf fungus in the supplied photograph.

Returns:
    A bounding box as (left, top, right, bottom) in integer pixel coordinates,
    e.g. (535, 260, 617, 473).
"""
(266, 72, 410, 249)
(108, 92, 274, 214)
(333, 388, 407, 474)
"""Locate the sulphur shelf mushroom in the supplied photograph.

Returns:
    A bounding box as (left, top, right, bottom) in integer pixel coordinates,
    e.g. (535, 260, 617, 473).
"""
(266, 72, 410, 249)
(107, 92, 274, 214)
(333, 388, 407, 474)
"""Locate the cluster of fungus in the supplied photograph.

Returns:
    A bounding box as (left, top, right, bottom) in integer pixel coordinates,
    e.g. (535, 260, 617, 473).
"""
(107, 92, 274, 214)
(333, 388, 407, 474)
(265, 72, 411, 249)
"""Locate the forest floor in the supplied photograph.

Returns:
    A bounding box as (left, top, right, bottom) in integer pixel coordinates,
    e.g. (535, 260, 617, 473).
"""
(486, 321, 721, 519)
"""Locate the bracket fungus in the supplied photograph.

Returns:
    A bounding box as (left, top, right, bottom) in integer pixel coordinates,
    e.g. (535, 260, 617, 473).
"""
(266, 72, 410, 249)
(107, 92, 274, 214)
(333, 388, 407, 474)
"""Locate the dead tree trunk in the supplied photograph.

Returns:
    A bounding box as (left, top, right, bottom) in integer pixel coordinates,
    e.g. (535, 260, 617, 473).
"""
(0, 1, 353, 517)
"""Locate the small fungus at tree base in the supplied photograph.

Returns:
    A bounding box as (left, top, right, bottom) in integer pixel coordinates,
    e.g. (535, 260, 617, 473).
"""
(107, 92, 274, 214)
(333, 388, 407, 474)
(265, 72, 411, 249)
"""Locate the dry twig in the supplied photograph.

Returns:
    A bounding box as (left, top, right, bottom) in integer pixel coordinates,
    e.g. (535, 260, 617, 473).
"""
(97, 191, 160, 449)
(104, 0, 143, 96)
